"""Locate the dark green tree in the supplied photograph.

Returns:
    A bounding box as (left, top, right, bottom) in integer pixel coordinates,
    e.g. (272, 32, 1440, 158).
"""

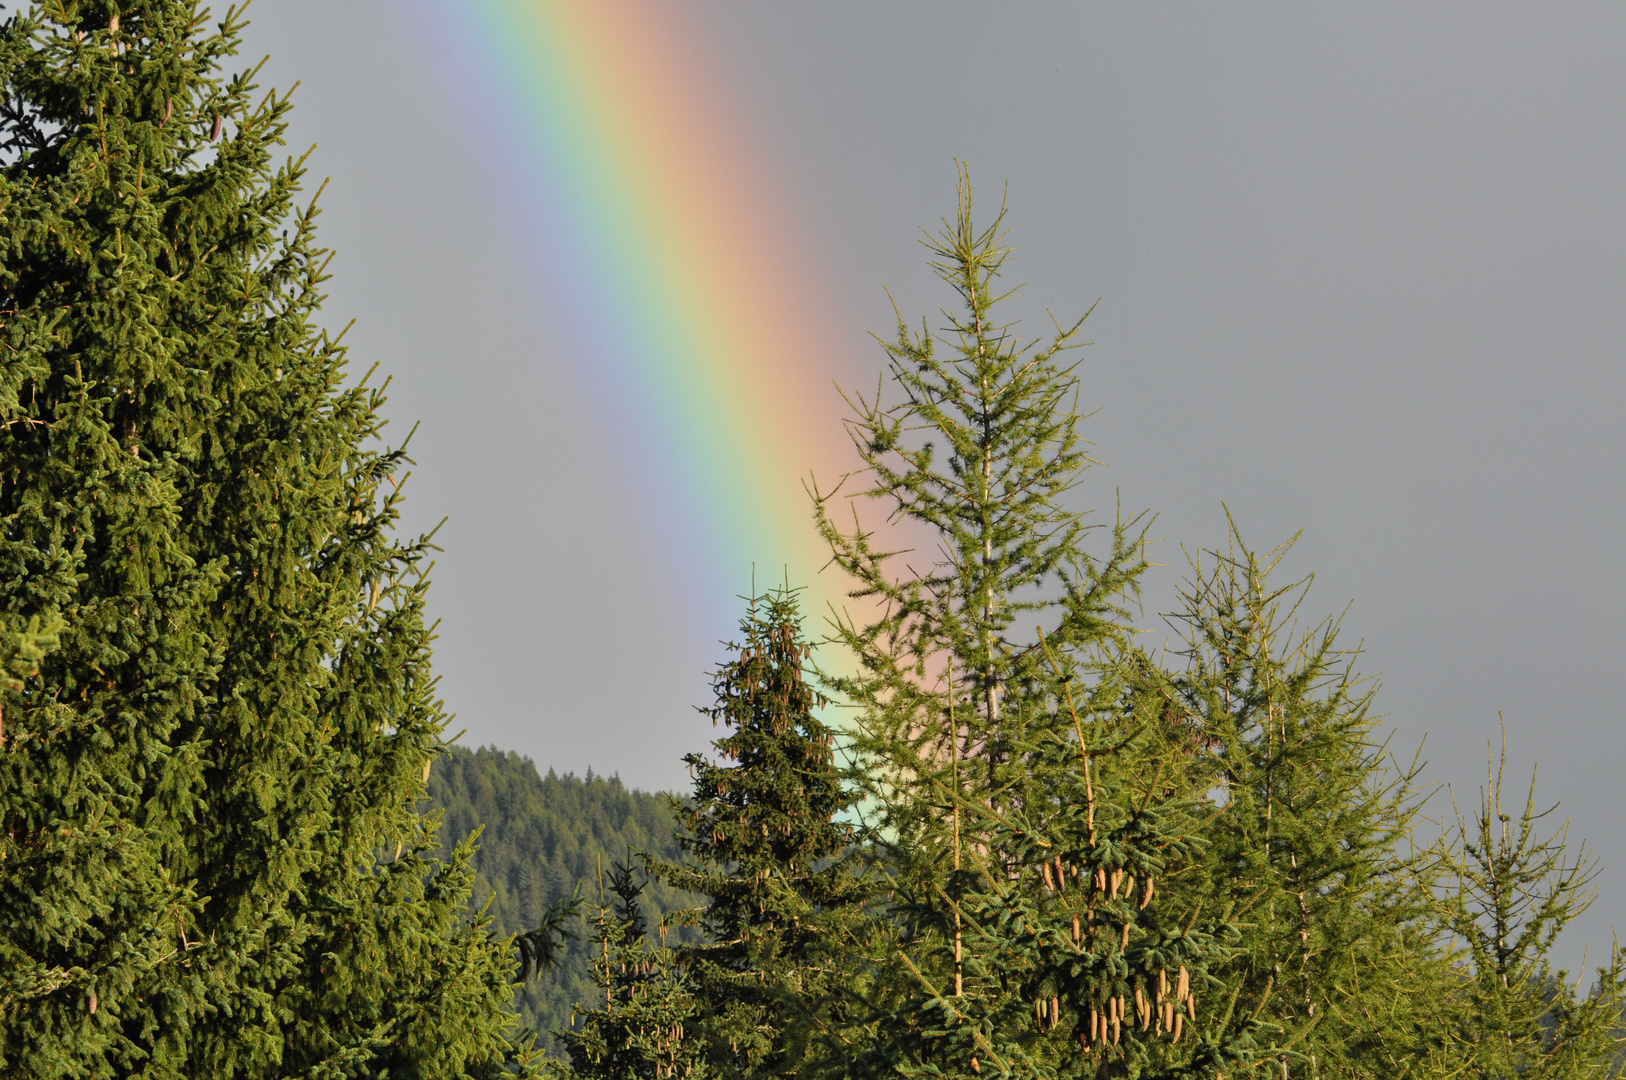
(815, 171, 1257, 1079)
(561, 859, 708, 1080)
(0, 3, 527, 1076)
(649, 586, 868, 1080)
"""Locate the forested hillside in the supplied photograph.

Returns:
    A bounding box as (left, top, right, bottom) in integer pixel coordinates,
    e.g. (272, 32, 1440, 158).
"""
(424, 745, 697, 1049)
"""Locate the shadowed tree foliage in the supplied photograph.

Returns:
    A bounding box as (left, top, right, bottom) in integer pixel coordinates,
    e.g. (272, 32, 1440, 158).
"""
(0, 4, 528, 1075)
(649, 587, 870, 1080)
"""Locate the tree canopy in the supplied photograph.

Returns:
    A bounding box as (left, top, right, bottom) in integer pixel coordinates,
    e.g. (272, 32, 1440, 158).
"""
(0, 3, 526, 1075)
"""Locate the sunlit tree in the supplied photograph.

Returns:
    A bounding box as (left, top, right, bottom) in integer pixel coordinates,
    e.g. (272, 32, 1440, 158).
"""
(815, 170, 1259, 1079)
(0, 4, 528, 1075)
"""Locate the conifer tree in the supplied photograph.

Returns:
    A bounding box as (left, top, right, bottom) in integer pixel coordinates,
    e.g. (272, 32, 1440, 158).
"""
(1431, 734, 1625, 1080)
(815, 171, 1259, 1079)
(1161, 523, 1456, 1078)
(0, 4, 527, 1076)
(561, 859, 708, 1080)
(650, 586, 867, 1080)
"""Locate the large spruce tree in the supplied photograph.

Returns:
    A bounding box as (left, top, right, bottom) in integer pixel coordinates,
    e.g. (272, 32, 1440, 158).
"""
(0, 4, 526, 1076)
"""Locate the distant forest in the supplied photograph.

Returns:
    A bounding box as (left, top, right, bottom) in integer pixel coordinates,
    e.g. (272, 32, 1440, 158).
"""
(424, 745, 697, 1050)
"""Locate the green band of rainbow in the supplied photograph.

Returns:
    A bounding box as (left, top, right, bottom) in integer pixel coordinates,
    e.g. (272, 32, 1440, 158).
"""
(403, 0, 860, 633)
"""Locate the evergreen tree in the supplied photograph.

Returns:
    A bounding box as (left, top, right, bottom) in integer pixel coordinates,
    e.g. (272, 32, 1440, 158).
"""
(561, 859, 708, 1080)
(1162, 523, 1455, 1078)
(0, 4, 527, 1075)
(1432, 732, 1625, 1080)
(649, 586, 867, 1080)
(426, 744, 701, 1052)
(0, 611, 61, 719)
(815, 170, 1257, 1079)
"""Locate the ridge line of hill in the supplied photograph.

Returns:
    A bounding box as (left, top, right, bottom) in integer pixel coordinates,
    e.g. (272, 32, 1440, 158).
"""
(425, 743, 698, 1051)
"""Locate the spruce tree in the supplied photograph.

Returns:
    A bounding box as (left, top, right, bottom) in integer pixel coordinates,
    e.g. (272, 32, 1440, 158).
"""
(649, 586, 867, 1080)
(0, 4, 526, 1076)
(1161, 523, 1456, 1078)
(1432, 733, 1625, 1080)
(815, 171, 1259, 1079)
(561, 859, 708, 1080)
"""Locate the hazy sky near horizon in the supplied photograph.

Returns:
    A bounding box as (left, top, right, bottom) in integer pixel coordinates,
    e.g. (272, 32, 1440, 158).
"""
(245, 4, 1625, 962)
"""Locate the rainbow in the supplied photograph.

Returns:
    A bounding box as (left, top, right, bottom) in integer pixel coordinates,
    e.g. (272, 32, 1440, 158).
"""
(400, 0, 864, 636)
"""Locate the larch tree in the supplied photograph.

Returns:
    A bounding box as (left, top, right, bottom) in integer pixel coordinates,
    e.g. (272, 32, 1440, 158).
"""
(815, 170, 1261, 1079)
(0, 3, 528, 1077)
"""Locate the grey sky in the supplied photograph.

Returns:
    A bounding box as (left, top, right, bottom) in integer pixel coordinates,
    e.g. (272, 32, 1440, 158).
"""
(245, 3, 1625, 966)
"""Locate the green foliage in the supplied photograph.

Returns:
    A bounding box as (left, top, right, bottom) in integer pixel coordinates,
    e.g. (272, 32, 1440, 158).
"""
(0, 3, 526, 1075)
(5, 33, 1613, 1072)
(649, 587, 869, 1080)
(517, 890, 586, 984)
(558, 859, 708, 1080)
(798, 170, 1619, 1080)
(426, 744, 698, 1052)
(403, 171, 1617, 1080)
(815, 172, 1146, 784)
(1160, 524, 1454, 1077)
(1431, 734, 1626, 1080)
(814, 168, 1253, 1079)
(0, 611, 61, 699)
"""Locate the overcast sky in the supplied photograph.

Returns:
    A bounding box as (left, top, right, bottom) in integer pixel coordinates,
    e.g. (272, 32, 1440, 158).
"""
(245, 3, 1625, 966)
